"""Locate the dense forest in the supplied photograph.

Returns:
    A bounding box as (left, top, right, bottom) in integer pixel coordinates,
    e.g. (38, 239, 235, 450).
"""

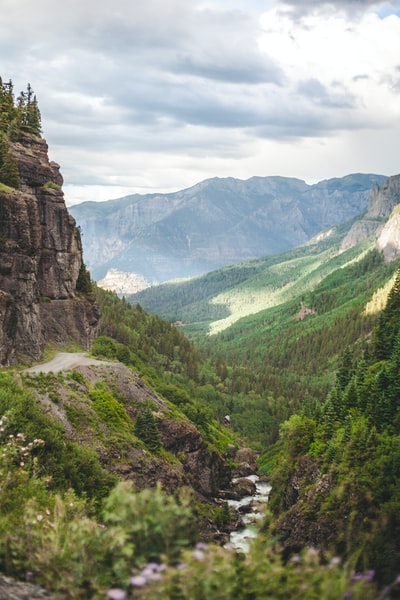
(266, 267, 400, 589)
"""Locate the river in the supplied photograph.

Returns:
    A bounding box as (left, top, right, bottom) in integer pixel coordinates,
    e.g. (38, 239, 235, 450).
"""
(228, 475, 271, 553)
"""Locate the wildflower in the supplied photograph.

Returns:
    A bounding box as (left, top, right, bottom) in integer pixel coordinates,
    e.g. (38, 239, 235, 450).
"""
(195, 542, 208, 551)
(131, 575, 147, 587)
(106, 589, 127, 600)
(192, 549, 205, 560)
(36, 514, 44, 521)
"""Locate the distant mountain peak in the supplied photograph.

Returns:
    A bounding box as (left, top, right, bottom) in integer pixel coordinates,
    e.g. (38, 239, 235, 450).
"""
(70, 173, 386, 283)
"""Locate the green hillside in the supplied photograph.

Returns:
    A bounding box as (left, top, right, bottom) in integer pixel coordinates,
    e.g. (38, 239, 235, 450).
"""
(128, 227, 400, 448)
(128, 219, 362, 334)
(1, 259, 400, 597)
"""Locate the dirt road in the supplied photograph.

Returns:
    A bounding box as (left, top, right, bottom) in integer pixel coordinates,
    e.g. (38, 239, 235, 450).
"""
(24, 352, 109, 374)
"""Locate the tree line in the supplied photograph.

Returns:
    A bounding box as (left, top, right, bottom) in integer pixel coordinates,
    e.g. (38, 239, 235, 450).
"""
(0, 77, 42, 188)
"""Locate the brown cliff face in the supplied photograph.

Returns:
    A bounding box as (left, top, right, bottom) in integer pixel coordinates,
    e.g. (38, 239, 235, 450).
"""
(158, 417, 231, 497)
(0, 132, 99, 365)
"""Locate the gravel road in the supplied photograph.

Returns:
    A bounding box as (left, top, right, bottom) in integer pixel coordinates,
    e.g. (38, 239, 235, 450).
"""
(24, 352, 109, 374)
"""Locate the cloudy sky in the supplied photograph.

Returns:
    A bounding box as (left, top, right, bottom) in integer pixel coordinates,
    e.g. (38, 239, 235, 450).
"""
(1, 0, 400, 205)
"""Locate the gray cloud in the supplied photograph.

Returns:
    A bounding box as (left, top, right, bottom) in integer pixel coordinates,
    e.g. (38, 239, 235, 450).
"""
(0, 0, 399, 200)
(279, 0, 397, 17)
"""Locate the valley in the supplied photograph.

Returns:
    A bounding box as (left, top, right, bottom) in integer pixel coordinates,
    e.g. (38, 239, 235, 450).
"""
(1, 79, 400, 598)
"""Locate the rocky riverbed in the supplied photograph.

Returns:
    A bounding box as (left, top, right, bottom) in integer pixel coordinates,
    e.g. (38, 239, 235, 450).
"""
(223, 474, 271, 553)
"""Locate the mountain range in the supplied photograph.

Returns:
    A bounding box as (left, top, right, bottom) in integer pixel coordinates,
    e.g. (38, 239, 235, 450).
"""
(70, 173, 385, 287)
(128, 173, 400, 338)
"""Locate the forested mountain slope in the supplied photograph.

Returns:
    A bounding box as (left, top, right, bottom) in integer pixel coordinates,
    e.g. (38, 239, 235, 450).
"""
(265, 267, 400, 588)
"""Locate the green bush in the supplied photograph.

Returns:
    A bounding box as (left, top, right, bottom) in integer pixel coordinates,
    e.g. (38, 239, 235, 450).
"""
(43, 180, 61, 190)
(89, 383, 132, 431)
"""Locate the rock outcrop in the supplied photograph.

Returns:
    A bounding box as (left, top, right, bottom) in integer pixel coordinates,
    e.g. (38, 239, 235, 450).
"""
(23, 359, 231, 501)
(158, 417, 231, 497)
(340, 174, 400, 254)
(0, 132, 99, 365)
(376, 207, 400, 262)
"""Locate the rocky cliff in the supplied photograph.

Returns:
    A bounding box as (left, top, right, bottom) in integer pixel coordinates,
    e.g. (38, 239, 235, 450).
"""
(0, 132, 99, 365)
(376, 206, 400, 261)
(340, 174, 400, 254)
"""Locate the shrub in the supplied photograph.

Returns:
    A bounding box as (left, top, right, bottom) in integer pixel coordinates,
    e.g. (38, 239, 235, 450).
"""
(43, 180, 61, 190)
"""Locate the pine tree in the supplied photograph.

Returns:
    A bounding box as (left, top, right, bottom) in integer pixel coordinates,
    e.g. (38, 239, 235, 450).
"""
(135, 407, 161, 453)
(0, 78, 15, 134)
(76, 262, 92, 294)
(373, 269, 400, 361)
(0, 132, 19, 188)
(25, 86, 42, 135)
(336, 347, 354, 390)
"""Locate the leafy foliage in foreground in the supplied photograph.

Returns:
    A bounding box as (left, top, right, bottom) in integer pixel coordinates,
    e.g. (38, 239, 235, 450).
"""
(0, 411, 390, 599)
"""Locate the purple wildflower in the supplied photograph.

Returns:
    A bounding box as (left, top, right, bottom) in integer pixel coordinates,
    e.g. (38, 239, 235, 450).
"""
(131, 575, 147, 588)
(106, 589, 127, 600)
(192, 549, 205, 560)
(195, 542, 208, 551)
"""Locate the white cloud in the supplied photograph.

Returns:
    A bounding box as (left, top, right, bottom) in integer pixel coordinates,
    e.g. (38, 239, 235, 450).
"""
(0, 0, 399, 203)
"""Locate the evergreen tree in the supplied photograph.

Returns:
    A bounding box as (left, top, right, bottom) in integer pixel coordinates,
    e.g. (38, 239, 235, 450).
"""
(135, 407, 161, 453)
(0, 132, 19, 188)
(25, 84, 42, 135)
(373, 269, 400, 360)
(0, 78, 15, 134)
(336, 347, 354, 390)
(76, 262, 92, 294)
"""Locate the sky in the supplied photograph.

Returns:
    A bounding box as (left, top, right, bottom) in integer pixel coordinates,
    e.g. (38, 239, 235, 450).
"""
(1, 0, 400, 205)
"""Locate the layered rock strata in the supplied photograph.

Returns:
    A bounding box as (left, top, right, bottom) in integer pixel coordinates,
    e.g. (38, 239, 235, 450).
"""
(0, 132, 99, 365)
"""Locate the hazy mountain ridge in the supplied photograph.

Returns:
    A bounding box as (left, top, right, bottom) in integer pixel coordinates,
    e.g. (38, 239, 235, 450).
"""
(129, 173, 400, 338)
(70, 173, 385, 283)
